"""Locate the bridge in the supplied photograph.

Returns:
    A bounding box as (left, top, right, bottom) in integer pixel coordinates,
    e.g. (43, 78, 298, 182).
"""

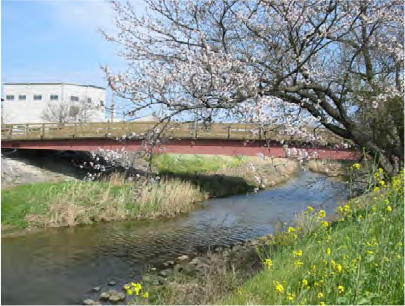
(1, 122, 359, 160)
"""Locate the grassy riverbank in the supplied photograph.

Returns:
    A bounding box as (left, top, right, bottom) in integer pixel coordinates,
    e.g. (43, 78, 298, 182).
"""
(152, 154, 299, 188)
(224, 173, 404, 305)
(140, 170, 404, 305)
(2, 154, 300, 234)
(1, 178, 207, 230)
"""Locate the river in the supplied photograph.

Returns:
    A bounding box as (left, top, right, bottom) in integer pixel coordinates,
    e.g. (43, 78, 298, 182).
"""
(2, 169, 347, 305)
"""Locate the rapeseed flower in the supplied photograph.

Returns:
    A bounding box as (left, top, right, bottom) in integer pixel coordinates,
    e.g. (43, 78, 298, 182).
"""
(318, 210, 326, 219)
(321, 221, 330, 227)
(318, 292, 324, 298)
(287, 292, 296, 301)
(274, 281, 285, 294)
(293, 249, 303, 257)
(264, 258, 273, 268)
(338, 285, 345, 294)
(353, 163, 361, 170)
(294, 260, 304, 267)
(387, 206, 392, 212)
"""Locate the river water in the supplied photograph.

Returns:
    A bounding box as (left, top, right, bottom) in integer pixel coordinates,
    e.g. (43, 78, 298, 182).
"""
(2, 170, 347, 305)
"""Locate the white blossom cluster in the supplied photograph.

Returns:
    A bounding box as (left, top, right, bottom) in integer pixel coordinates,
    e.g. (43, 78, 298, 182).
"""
(101, 0, 403, 172)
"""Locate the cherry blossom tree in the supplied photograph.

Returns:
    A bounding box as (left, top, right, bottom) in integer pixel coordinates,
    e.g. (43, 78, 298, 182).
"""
(103, 0, 404, 175)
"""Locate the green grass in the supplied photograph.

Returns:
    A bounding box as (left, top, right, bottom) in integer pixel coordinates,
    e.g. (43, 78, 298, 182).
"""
(223, 171, 404, 305)
(1, 179, 207, 229)
(152, 153, 299, 190)
(152, 153, 246, 175)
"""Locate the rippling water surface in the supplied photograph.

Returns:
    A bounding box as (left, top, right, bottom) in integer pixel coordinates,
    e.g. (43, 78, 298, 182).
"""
(2, 170, 347, 305)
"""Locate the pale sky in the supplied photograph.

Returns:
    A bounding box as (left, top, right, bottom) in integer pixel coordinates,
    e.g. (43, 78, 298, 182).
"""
(2, 0, 147, 117)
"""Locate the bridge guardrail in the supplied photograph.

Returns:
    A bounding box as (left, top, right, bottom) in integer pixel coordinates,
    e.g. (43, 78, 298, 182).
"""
(1, 121, 349, 147)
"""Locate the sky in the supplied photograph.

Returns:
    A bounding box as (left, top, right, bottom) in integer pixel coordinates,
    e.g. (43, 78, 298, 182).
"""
(1, 0, 146, 117)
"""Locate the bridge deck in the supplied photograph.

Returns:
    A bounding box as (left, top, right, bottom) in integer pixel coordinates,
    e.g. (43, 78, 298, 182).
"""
(1, 121, 344, 143)
(1, 122, 358, 160)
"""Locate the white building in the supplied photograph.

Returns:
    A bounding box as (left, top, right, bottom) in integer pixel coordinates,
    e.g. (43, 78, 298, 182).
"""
(2, 83, 107, 124)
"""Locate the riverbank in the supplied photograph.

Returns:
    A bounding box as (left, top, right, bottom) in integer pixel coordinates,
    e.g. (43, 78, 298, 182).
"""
(152, 154, 300, 189)
(126, 171, 404, 305)
(1, 152, 77, 189)
(1, 178, 207, 234)
(2, 155, 300, 236)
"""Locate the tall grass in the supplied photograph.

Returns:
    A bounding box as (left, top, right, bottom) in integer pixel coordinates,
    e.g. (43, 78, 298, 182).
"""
(223, 168, 404, 305)
(152, 153, 246, 174)
(2, 178, 207, 229)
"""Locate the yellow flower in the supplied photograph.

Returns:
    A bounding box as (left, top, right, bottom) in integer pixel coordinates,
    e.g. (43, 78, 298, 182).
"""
(127, 289, 133, 295)
(264, 258, 273, 268)
(374, 186, 380, 193)
(353, 163, 361, 170)
(378, 168, 384, 173)
(143, 292, 149, 298)
(274, 281, 285, 294)
(385, 199, 390, 205)
(307, 206, 314, 213)
(379, 180, 385, 186)
(288, 227, 296, 233)
(338, 285, 345, 294)
(320, 302, 326, 305)
(287, 292, 296, 301)
(294, 260, 304, 267)
(321, 221, 330, 227)
(130, 283, 142, 295)
(124, 285, 130, 290)
(318, 292, 324, 298)
(302, 279, 309, 286)
(387, 206, 392, 212)
(293, 249, 303, 257)
(318, 210, 326, 219)
(343, 205, 352, 213)
(326, 248, 332, 255)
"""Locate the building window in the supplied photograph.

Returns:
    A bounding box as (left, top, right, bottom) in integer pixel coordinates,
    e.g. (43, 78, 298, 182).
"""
(6, 95, 15, 100)
(18, 95, 26, 101)
(100, 101, 105, 107)
(87, 98, 92, 104)
(70, 96, 79, 102)
(33, 95, 42, 101)
(50, 95, 59, 101)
